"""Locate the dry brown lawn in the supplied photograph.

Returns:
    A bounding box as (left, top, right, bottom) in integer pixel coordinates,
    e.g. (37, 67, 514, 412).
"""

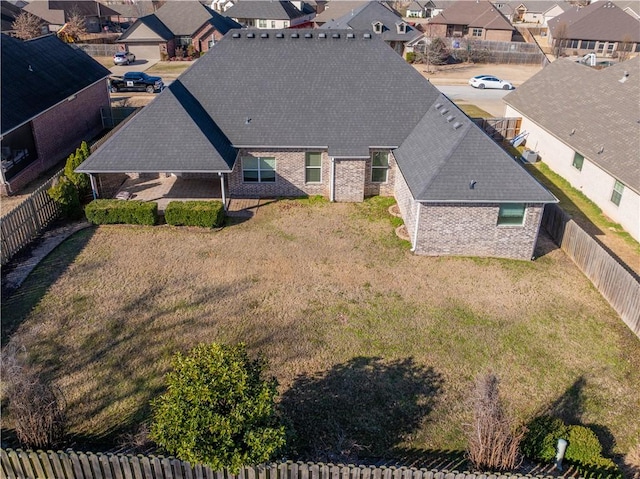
(2, 198, 639, 461)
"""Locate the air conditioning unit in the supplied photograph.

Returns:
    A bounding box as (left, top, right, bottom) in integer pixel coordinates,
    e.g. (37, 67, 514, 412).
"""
(521, 149, 538, 163)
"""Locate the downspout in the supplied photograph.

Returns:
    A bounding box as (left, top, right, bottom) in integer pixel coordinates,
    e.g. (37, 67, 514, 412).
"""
(219, 172, 227, 211)
(329, 157, 335, 202)
(89, 174, 98, 199)
(410, 202, 421, 252)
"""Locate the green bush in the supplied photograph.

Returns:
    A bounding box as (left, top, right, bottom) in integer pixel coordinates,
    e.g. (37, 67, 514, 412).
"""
(84, 199, 157, 226)
(164, 201, 225, 228)
(566, 425, 616, 469)
(521, 415, 568, 461)
(47, 176, 82, 219)
(64, 143, 90, 195)
(150, 343, 286, 473)
(405, 52, 416, 63)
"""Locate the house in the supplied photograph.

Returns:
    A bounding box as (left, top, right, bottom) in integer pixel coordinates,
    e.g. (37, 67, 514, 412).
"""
(497, 1, 568, 24)
(223, 0, 314, 29)
(405, 0, 456, 19)
(100, 0, 157, 29)
(117, 0, 241, 59)
(320, 1, 422, 55)
(1, 0, 25, 34)
(424, 0, 515, 41)
(548, 1, 640, 57)
(77, 29, 556, 260)
(503, 57, 640, 242)
(312, 1, 368, 26)
(0, 33, 110, 196)
(22, 0, 120, 33)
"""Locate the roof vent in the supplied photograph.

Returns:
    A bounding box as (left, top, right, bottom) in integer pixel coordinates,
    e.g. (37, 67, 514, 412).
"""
(347, 32, 355, 39)
(276, 32, 284, 38)
(261, 33, 269, 38)
(319, 32, 327, 38)
(232, 32, 241, 38)
(304, 32, 312, 38)
(291, 32, 299, 38)
(245, 117, 251, 125)
(446, 115, 454, 122)
(332, 33, 340, 38)
(434, 102, 442, 109)
(619, 71, 629, 83)
(363, 33, 371, 39)
(469, 180, 477, 190)
(598, 146, 604, 154)
(246, 32, 255, 38)
(453, 122, 463, 130)
(440, 108, 449, 115)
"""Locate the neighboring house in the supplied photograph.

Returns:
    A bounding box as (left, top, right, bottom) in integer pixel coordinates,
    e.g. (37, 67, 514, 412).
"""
(424, 0, 515, 41)
(1, 0, 24, 34)
(503, 57, 640, 242)
(117, 0, 240, 59)
(0, 34, 110, 196)
(312, 1, 368, 26)
(320, 1, 422, 55)
(548, 1, 640, 57)
(22, 0, 120, 33)
(406, 1, 428, 18)
(100, 0, 157, 29)
(223, 0, 314, 28)
(500, 1, 568, 24)
(77, 29, 556, 260)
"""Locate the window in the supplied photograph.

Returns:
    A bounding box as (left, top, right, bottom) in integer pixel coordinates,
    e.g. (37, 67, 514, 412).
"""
(497, 203, 526, 226)
(472, 28, 483, 37)
(582, 40, 596, 50)
(572, 152, 584, 171)
(305, 152, 322, 183)
(258, 19, 267, 28)
(611, 180, 624, 206)
(242, 156, 275, 183)
(283, 21, 289, 28)
(373, 22, 383, 33)
(371, 151, 389, 183)
(606, 43, 615, 55)
(597, 42, 605, 53)
(271, 20, 276, 28)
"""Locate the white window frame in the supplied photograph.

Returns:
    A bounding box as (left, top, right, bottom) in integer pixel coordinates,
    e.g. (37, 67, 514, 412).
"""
(242, 156, 276, 183)
(497, 203, 526, 226)
(572, 152, 584, 171)
(611, 180, 624, 206)
(305, 152, 322, 183)
(258, 19, 267, 28)
(271, 20, 276, 28)
(472, 28, 483, 37)
(371, 151, 389, 183)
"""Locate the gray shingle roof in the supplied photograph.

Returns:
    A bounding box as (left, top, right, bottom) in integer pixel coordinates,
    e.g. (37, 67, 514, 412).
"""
(154, 0, 218, 36)
(548, 0, 640, 42)
(224, 0, 305, 20)
(1, 33, 110, 134)
(320, 1, 422, 42)
(118, 13, 174, 42)
(80, 29, 555, 203)
(313, 1, 368, 24)
(428, 0, 514, 30)
(503, 57, 640, 194)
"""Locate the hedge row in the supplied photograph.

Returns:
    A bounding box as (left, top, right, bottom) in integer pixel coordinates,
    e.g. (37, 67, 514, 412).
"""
(165, 201, 225, 228)
(85, 200, 158, 226)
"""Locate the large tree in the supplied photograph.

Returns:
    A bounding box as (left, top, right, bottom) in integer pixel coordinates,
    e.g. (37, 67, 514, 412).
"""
(150, 343, 286, 472)
(11, 12, 43, 40)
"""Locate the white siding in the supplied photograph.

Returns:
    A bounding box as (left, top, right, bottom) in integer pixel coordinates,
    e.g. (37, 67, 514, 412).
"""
(506, 105, 640, 241)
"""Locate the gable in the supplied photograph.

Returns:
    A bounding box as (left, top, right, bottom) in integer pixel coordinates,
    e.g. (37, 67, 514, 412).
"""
(120, 20, 167, 42)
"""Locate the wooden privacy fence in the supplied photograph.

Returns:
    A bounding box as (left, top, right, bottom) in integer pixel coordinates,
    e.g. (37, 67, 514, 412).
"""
(72, 43, 120, 57)
(0, 450, 555, 479)
(542, 204, 640, 336)
(470, 118, 521, 142)
(0, 169, 63, 266)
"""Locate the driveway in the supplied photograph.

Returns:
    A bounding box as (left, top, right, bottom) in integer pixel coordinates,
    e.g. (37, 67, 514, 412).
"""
(436, 85, 512, 117)
(110, 58, 159, 75)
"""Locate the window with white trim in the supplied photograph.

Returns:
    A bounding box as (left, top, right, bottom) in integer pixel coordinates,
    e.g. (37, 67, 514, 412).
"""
(572, 152, 584, 171)
(242, 156, 275, 183)
(472, 28, 483, 37)
(258, 19, 267, 28)
(283, 20, 289, 27)
(271, 20, 276, 28)
(371, 151, 389, 183)
(305, 152, 322, 183)
(497, 203, 526, 226)
(611, 180, 624, 206)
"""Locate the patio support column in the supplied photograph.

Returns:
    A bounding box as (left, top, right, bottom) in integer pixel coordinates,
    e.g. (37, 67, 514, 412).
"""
(89, 174, 98, 199)
(219, 172, 227, 210)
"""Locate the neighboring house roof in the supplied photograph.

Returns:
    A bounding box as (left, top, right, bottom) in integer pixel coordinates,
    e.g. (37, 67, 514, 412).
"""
(118, 13, 173, 42)
(613, 0, 640, 19)
(312, 0, 368, 23)
(321, 1, 422, 42)
(22, 1, 65, 25)
(548, 1, 640, 43)
(154, 0, 218, 36)
(1, 0, 22, 31)
(428, 0, 515, 30)
(24, 0, 119, 23)
(103, 1, 157, 18)
(79, 29, 555, 205)
(1, 33, 110, 134)
(224, 0, 306, 20)
(503, 57, 640, 194)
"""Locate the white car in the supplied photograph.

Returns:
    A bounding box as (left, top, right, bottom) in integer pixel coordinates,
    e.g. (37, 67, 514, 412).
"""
(468, 75, 514, 90)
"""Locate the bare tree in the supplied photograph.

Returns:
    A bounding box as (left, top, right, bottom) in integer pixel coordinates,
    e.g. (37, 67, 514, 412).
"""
(616, 35, 634, 62)
(1, 344, 66, 449)
(60, 8, 87, 42)
(467, 372, 524, 472)
(552, 22, 568, 58)
(416, 37, 449, 72)
(11, 11, 44, 40)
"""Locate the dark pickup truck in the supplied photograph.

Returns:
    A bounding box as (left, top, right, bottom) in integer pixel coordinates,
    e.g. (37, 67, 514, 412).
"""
(109, 72, 164, 93)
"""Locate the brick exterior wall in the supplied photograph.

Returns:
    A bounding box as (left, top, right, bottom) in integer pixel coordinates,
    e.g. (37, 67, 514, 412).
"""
(334, 159, 366, 202)
(2, 81, 109, 196)
(414, 203, 544, 260)
(193, 26, 225, 53)
(394, 168, 418, 241)
(364, 151, 396, 197)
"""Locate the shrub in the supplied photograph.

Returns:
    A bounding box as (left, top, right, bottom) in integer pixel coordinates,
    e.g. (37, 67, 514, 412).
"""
(150, 343, 286, 473)
(85, 199, 157, 225)
(405, 52, 416, 63)
(164, 201, 225, 228)
(467, 372, 523, 471)
(565, 425, 616, 469)
(64, 149, 90, 194)
(521, 415, 568, 461)
(48, 176, 82, 219)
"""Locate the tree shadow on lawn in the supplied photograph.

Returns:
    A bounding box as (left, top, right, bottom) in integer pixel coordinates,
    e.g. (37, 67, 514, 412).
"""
(280, 356, 443, 463)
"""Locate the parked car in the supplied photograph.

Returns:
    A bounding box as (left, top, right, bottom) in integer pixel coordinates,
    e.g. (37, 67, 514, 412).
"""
(109, 72, 164, 93)
(113, 51, 136, 66)
(468, 75, 514, 90)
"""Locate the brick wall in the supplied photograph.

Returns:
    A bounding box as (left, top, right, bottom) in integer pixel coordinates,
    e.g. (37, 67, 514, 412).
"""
(334, 159, 365, 202)
(393, 168, 418, 242)
(228, 149, 330, 198)
(415, 203, 543, 260)
(364, 151, 397, 197)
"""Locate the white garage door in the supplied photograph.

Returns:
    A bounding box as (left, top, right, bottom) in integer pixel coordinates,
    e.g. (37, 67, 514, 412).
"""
(127, 44, 161, 61)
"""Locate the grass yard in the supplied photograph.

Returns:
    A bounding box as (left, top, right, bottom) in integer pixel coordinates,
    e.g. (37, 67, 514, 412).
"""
(2, 198, 639, 464)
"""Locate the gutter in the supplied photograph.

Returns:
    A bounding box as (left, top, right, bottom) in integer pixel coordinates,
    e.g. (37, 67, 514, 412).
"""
(329, 157, 335, 202)
(410, 202, 421, 252)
